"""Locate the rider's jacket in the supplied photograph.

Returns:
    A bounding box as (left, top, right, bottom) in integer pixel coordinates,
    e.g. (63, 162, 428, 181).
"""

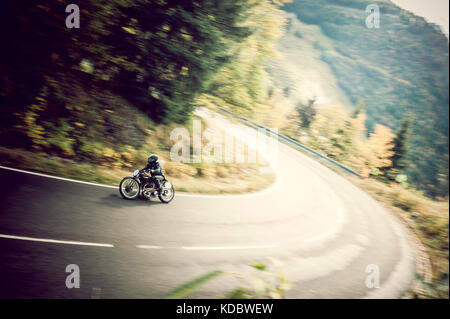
(143, 161, 162, 176)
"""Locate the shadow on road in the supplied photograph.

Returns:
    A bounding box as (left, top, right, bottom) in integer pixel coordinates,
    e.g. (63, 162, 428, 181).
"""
(99, 193, 164, 209)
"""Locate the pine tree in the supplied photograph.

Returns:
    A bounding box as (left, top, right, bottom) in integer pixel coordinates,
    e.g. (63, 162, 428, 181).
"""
(384, 117, 411, 180)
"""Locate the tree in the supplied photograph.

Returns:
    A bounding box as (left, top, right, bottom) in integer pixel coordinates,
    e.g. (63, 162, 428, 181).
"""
(383, 117, 411, 179)
(96, 0, 255, 123)
(206, 0, 287, 113)
(296, 98, 317, 129)
(306, 105, 361, 164)
(363, 124, 395, 172)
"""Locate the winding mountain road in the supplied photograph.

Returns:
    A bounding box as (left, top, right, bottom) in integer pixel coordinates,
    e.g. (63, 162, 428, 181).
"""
(0, 110, 415, 298)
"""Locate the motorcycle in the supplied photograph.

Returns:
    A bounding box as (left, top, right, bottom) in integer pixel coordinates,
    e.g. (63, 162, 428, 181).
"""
(119, 169, 175, 203)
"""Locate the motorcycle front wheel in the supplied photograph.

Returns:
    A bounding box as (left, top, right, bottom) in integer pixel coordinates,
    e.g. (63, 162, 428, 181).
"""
(119, 177, 140, 200)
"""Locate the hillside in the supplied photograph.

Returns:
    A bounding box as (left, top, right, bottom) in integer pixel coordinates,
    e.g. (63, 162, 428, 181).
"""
(266, 13, 352, 110)
(277, 0, 449, 197)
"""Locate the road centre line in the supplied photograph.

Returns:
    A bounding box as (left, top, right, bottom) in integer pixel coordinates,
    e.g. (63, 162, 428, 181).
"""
(0, 234, 114, 248)
(179, 244, 279, 250)
(135, 245, 163, 249)
(136, 244, 279, 250)
(0, 233, 277, 251)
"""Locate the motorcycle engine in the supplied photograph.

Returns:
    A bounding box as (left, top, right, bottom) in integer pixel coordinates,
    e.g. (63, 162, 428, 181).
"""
(142, 182, 156, 199)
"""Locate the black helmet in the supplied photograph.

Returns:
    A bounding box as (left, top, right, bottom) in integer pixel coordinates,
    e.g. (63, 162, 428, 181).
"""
(148, 154, 158, 163)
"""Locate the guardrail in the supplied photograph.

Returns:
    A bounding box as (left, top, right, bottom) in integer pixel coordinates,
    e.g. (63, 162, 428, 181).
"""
(218, 107, 362, 178)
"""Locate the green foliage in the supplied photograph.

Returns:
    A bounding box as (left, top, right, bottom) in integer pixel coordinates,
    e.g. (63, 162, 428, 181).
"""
(395, 174, 408, 185)
(207, 0, 286, 113)
(415, 273, 439, 299)
(111, 0, 256, 123)
(419, 216, 449, 248)
(46, 120, 76, 157)
(300, 105, 365, 166)
(0, 0, 259, 129)
(251, 262, 267, 271)
(79, 59, 94, 74)
(162, 261, 292, 299)
(165, 270, 223, 299)
(225, 261, 292, 299)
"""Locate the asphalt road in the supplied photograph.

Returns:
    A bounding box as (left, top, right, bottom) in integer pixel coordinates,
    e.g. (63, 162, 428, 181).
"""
(0, 111, 415, 299)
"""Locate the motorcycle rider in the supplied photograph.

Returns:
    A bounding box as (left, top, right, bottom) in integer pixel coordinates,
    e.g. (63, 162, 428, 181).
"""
(142, 154, 163, 190)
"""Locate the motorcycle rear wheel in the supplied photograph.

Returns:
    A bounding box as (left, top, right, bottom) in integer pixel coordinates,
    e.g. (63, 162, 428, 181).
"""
(158, 181, 175, 203)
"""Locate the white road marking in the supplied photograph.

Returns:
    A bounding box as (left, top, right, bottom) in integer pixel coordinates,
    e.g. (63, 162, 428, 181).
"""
(0, 233, 277, 251)
(136, 245, 163, 249)
(180, 244, 278, 250)
(0, 234, 114, 248)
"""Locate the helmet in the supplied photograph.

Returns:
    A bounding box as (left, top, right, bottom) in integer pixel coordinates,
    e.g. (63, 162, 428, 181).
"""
(148, 154, 158, 164)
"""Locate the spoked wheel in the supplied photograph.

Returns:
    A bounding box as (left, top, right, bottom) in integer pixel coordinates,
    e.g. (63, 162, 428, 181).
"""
(158, 181, 175, 203)
(119, 177, 140, 200)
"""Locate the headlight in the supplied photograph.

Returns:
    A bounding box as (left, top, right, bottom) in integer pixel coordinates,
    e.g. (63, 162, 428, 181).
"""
(133, 169, 139, 177)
